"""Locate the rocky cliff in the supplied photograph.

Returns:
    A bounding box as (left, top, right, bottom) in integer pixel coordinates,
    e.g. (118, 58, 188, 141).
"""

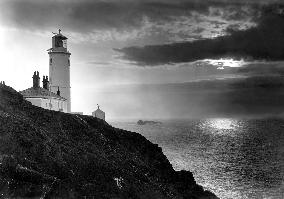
(0, 84, 218, 199)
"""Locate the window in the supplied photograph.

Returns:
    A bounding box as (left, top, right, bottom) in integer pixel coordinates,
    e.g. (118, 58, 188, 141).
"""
(55, 37, 63, 47)
(68, 59, 70, 66)
(50, 58, 52, 65)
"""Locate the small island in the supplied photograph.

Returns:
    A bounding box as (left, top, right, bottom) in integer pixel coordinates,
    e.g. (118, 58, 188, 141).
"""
(137, 120, 162, 125)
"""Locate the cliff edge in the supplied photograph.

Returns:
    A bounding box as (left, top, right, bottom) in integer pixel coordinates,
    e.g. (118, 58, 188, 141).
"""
(0, 84, 218, 199)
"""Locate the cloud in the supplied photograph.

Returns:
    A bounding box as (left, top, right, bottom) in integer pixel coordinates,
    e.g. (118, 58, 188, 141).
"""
(87, 61, 111, 66)
(237, 62, 284, 75)
(1, 0, 283, 47)
(0, 1, 143, 31)
(115, 6, 284, 66)
(0, 0, 271, 43)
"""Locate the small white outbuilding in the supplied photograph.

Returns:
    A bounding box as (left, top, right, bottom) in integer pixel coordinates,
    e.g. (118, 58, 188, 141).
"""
(92, 104, 105, 121)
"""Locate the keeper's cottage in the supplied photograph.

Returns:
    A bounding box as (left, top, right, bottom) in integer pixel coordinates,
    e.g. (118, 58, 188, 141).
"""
(20, 71, 67, 112)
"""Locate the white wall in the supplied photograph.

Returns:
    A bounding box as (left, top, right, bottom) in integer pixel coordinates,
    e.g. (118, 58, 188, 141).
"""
(92, 110, 105, 120)
(25, 98, 42, 108)
(25, 97, 67, 112)
(49, 52, 71, 112)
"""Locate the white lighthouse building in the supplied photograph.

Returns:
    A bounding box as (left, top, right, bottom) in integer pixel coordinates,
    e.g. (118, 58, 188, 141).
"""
(48, 30, 71, 112)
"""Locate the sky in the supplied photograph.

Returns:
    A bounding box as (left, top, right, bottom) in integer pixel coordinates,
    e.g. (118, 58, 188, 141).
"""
(1, 0, 284, 120)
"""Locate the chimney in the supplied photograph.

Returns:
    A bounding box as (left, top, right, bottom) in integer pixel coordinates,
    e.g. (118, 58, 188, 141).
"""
(42, 76, 50, 90)
(32, 71, 40, 88)
(57, 87, 60, 96)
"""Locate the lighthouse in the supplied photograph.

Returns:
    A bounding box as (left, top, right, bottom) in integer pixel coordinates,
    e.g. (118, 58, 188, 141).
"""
(48, 29, 71, 112)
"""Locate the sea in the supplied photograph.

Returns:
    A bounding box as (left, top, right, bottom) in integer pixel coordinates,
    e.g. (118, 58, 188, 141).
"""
(111, 118, 284, 199)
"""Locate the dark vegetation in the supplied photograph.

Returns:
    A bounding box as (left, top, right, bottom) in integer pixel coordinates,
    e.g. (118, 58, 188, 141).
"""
(0, 84, 218, 199)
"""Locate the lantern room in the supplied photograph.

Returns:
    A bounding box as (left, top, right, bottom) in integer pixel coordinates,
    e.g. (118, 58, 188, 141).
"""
(52, 29, 68, 50)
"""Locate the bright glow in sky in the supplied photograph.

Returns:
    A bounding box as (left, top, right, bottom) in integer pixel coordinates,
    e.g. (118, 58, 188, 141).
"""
(205, 59, 246, 69)
(0, 28, 48, 90)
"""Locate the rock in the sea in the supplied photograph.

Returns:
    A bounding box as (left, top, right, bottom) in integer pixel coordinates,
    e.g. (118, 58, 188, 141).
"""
(0, 84, 219, 198)
(137, 120, 162, 125)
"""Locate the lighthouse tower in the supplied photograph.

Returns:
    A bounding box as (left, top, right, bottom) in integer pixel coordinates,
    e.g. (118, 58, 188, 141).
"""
(48, 29, 71, 112)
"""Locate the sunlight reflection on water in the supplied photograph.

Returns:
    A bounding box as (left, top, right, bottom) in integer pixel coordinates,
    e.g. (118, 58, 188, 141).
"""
(204, 118, 238, 130)
(199, 118, 242, 137)
(111, 119, 284, 199)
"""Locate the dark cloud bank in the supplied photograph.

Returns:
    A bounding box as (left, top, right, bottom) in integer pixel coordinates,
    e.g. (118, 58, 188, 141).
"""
(1, 0, 222, 31)
(1, 0, 279, 32)
(116, 5, 284, 65)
